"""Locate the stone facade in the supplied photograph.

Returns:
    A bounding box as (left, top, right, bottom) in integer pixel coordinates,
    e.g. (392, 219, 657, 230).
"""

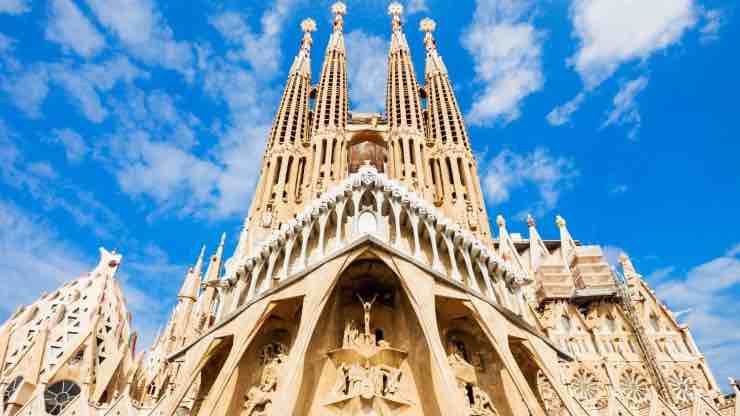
(0, 2, 736, 416)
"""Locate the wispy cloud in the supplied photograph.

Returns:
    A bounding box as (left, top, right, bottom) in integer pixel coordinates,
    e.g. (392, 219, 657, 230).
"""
(609, 184, 629, 195)
(0, 199, 90, 319)
(48, 129, 89, 163)
(0, 0, 29, 15)
(0, 119, 125, 239)
(83, 0, 194, 79)
(602, 76, 649, 140)
(546, 92, 585, 126)
(462, 0, 544, 125)
(699, 8, 723, 43)
(46, 0, 106, 58)
(481, 147, 578, 218)
(406, 0, 428, 14)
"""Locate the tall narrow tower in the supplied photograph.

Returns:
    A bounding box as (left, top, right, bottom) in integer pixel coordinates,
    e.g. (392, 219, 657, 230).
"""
(243, 19, 317, 254)
(420, 18, 492, 240)
(385, 3, 430, 197)
(308, 2, 349, 198)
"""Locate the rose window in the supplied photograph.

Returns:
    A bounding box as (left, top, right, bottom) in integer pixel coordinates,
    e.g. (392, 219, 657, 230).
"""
(3, 376, 23, 410)
(619, 368, 650, 409)
(570, 368, 604, 405)
(667, 369, 697, 405)
(44, 380, 81, 415)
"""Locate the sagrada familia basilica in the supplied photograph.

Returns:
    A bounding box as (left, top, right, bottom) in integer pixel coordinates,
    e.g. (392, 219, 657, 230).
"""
(0, 3, 737, 416)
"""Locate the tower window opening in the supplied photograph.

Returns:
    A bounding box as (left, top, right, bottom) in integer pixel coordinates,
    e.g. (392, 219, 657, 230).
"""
(445, 158, 454, 185)
(273, 157, 282, 185)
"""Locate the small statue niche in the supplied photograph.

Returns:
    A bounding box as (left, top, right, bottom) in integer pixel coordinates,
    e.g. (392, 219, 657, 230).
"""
(445, 332, 498, 416)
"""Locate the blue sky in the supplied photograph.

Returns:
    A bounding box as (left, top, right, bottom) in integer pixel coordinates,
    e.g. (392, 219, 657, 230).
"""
(0, 0, 738, 389)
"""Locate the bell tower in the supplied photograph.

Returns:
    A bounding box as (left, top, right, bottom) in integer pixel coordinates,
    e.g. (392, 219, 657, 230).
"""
(307, 2, 350, 198)
(242, 19, 317, 255)
(420, 18, 492, 240)
(385, 3, 430, 198)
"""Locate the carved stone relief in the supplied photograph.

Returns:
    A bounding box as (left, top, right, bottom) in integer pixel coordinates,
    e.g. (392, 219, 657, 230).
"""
(536, 370, 567, 416)
(243, 341, 289, 416)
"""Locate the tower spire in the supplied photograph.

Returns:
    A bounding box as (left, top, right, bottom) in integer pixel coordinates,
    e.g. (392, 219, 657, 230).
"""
(177, 245, 206, 301)
(385, 2, 428, 196)
(420, 18, 491, 240)
(242, 20, 316, 255)
(308, 2, 349, 197)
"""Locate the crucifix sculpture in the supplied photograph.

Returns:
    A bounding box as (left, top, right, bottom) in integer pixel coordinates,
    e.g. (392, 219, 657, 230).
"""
(356, 293, 378, 337)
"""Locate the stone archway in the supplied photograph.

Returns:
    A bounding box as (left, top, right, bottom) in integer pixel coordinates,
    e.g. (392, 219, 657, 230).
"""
(294, 258, 444, 416)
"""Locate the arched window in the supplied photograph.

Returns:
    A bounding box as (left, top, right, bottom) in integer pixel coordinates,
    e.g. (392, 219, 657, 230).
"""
(3, 376, 23, 410)
(44, 380, 81, 415)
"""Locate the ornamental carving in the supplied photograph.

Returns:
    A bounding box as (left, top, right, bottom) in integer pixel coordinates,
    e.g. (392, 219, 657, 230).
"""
(242, 341, 289, 416)
(619, 367, 650, 409)
(667, 368, 698, 406)
(537, 370, 567, 416)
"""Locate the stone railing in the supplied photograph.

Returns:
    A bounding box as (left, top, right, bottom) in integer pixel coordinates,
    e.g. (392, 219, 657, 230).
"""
(222, 165, 530, 318)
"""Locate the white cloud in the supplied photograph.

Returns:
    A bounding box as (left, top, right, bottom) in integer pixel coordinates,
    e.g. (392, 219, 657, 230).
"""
(655, 250, 740, 388)
(569, 0, 697, 89)
(547, 0, 698, 125)
(546, 92, 585, 126)
(603, 76, 649, 140)
(346, 30, 387, 112)
(609, 184, 629, 195)
(0, 65, 50, 118)
(49, 129, 89, 163)
(46, 0, 106, 58)
(209, 0, 299, 79)
(699, 9, 723, 43)
(462, 0, 544, 125)
(407, 0, 429, 14)
(0, 0, 29, 15)
(84, 0, 194, 79)
(482, 147, 578, 217)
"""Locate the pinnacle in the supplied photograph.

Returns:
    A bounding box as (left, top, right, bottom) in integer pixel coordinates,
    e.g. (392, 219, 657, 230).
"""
(419, 17, 436, 33)
(301, 18, 317, 34)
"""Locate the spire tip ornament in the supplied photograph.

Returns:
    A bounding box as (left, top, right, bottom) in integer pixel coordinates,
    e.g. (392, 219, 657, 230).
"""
(526, 214, 536, 228)
(388, 2, 404, 17)
(419, 17, 436, 33)
(301, 18, 317, 33)
(331, 1, 347, 17)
